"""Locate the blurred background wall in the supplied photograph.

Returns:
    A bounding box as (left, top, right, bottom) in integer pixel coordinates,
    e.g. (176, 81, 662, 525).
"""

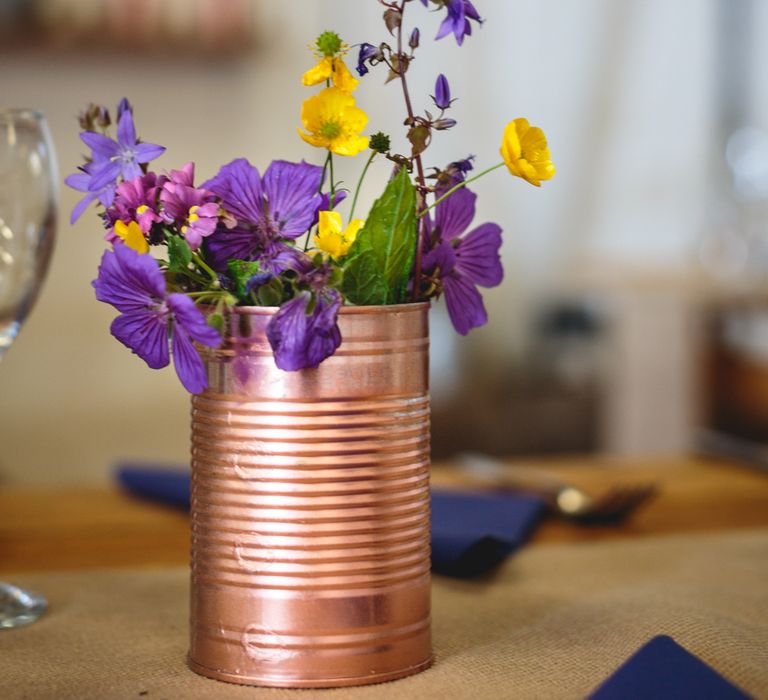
(1, 0, 767, 484)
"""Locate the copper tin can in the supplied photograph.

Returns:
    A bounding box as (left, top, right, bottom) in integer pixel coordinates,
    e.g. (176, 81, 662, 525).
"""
(188, 303, 432, 688)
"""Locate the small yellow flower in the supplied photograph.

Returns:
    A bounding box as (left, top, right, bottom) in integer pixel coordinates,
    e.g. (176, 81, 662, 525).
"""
(314, 211, 364, 258)
(302, 56, 359, 93)
(500, 118, 555, 187)
(298, 87, 369, 157)
(114, 220, 149, 254)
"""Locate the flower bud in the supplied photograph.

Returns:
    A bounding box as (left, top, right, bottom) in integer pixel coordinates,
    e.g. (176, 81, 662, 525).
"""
(369, 131, 391, 154)
(409, 27, 420, 49)
(432, 118, 457, 131)
(78, 104, 111, 132)
(433, 74, 452, 110)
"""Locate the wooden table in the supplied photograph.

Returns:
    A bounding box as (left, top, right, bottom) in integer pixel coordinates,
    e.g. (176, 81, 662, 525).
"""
(2, 456, 768, 575)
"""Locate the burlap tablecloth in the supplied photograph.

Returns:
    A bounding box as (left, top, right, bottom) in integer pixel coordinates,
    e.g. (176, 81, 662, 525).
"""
(2, 529, 766, 700)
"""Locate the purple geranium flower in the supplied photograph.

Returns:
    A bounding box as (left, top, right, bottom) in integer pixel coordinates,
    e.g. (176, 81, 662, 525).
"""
(92, 243, 221, 393)
(82, 105, 165, 192)
(65, 160, 117, 224)
(434, 0, 482, 46)
(203, 158, 324, 270)
(433, 74, 453, 110)
(422, 187, 502, 335)
(266, 290, 342, 371)
(105, 172, 165, 235)
(160, 163, 220, 250)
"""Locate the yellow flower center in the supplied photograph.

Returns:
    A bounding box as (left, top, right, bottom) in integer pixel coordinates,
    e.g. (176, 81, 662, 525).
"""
(188, 205, 200, 224)
(136, 204, 149, 215)
(320, 120, 342, 140)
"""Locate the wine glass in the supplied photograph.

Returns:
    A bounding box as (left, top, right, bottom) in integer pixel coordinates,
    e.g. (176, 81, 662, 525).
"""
(0, 109, 57, 628)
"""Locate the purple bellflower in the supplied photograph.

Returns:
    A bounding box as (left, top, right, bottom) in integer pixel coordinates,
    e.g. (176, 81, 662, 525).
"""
(65, 160, 117, 224)
(82, 106, 165, 192)
(422, 187, 502, 335)
(434, 0, 482, 46)
(203, 158, 324, 271)
(433, 74, 453, 110)
(92, 243, 221, 393)
(160, 163, 220, 251)
(266, 289, 342, 371)
(356, 43, 381, 76)
(105, 172, 165, 235)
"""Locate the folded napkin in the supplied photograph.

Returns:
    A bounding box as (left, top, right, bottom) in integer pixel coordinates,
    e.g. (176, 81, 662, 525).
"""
(116, 464, 545, 578)
(589, 635, 752, 700)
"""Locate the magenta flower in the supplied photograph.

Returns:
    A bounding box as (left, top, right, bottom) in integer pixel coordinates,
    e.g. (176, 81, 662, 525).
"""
(266, 290, 342, 371)
(422, 187, 502, 335)
(92, 244, 221, 393)
(160, 163, 220, 251)
(203, 158, 324, 270)
(82, 106, 165, 192)
(105, 172, 165, 235)
(65, 160, 117, 224)
(434, 0, 482, 46)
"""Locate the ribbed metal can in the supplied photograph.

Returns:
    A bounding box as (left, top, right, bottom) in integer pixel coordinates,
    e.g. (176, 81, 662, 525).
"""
(188, 303, 432, 688)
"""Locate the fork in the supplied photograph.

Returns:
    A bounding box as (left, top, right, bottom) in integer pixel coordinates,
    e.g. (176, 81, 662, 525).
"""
(454, 453, 658, 525)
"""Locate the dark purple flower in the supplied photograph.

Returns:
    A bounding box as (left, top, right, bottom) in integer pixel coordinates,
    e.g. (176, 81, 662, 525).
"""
(203, 158, 323, 269)
(105, 172, 165, 235)
(409, 27, 421, 49)
(433, 74, 452, 110)
(92, 243, 221, 393)
(422, 187, 502, 335)
(435, 0, 482, 46)
(266, 290, 342, 371)
(160, 163, 220, 250)
(83, 107, 165, 192)
(356, 43, 381, 76)
(65, 160, 117, 223)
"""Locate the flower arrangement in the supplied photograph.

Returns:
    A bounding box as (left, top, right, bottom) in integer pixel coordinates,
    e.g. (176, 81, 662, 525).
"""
(67, 0, 554, 394)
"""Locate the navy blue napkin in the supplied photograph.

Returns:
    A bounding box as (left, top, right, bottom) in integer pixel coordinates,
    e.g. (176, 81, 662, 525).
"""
(115, 464, 545, 578)
(589, 635, 752, 700)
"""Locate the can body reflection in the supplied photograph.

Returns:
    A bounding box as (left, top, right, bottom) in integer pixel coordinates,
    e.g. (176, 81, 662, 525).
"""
(188, 303, 432, 688)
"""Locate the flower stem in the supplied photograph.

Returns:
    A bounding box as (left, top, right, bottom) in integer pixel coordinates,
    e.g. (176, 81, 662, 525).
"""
(395, 0, 428, 301)
(349, 150, 376, 220)
(329, 151, 337, 208)
(305, 151, 333, 252)
(418, 162, 505, 217)
(193, 252, 219, 283)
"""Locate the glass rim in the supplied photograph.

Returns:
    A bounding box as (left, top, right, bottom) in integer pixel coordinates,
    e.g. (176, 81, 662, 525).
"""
(0, 108, 46, 122)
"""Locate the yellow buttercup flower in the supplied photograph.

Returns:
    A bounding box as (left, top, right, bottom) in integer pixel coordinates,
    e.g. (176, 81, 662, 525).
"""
(500, 118, 555, 187)
(302, 56, 359, 93)
(114, 220, 149, 254)
(298, 87, 369, 157)
(314, 211, 364, 258)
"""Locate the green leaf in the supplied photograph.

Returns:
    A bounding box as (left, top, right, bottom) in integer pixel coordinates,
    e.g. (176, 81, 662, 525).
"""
(167, 235, 192, 274)
(256, 278, 284, 307)
(227, 259, 266, 302)
(341, 168, 417, 305)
